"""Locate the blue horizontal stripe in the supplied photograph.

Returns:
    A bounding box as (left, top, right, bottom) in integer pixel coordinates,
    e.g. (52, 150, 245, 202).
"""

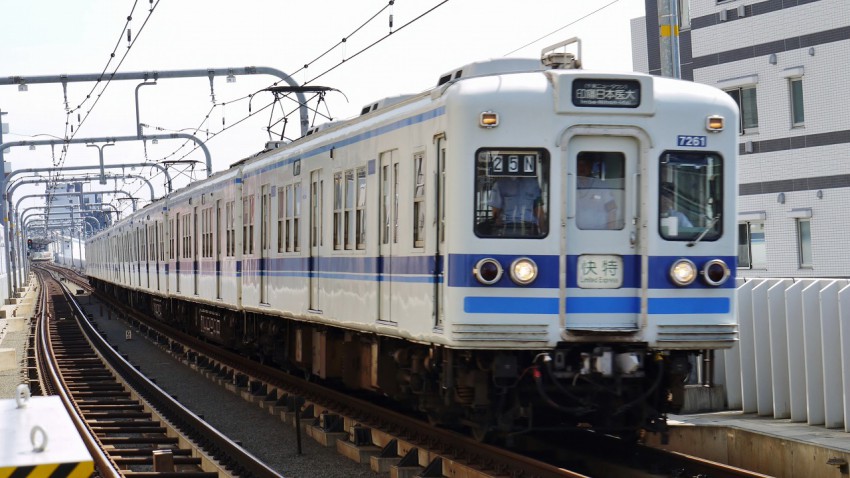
(448, 254, 558, 288)
(464, 297, 559, 314)
(648, 297, 731, 314)
(566, 297, 640, 314)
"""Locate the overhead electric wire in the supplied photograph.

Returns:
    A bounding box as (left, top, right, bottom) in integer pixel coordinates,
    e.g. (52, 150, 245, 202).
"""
(503, 0, 622, 56)
(47, 0, 162, 215)
(137, 0, 450, 196)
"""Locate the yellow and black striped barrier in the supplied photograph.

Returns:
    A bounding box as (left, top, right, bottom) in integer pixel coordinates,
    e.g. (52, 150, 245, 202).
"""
(1, 390, 93, 478)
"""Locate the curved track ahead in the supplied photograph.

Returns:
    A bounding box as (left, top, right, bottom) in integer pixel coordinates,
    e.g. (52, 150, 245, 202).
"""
(33, 265, 282, 478)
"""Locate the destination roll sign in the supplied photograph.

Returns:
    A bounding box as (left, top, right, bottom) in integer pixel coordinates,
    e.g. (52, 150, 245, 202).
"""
(572, 79, 641, 108)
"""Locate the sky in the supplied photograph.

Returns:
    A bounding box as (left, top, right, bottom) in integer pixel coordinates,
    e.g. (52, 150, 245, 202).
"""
(0, 0, 645, 215)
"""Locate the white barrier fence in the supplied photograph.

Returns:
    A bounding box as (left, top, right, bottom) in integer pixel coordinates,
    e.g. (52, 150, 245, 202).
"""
(726, 278, 850, 432)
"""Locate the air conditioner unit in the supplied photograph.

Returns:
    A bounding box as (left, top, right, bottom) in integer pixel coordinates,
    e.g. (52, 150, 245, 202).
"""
(719, 9, 728, 21)
(738, 5, 746, 17)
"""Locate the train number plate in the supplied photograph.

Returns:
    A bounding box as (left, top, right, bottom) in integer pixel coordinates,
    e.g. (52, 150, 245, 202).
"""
(576, 255, 623, 289)
(676, 135, 707, 147)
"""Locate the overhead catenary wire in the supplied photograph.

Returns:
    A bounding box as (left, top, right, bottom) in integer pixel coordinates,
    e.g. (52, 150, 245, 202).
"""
(50, 0, 162, 203)
(502, 0, 622, 57)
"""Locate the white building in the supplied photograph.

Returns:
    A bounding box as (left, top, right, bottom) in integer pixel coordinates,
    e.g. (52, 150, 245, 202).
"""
(632, 0, 850, 278)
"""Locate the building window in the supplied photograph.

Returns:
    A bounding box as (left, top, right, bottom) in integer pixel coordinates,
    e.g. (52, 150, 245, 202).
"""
(726, 86, 758, 133)
(738, 222, 766, 269)
(790, 78, 804, 126)
(678, 0, 691, 30)
(797, 219, 812, 268)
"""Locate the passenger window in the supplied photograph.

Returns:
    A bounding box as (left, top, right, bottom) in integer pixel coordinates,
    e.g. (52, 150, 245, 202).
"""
(474, 148, 549, 239)
(576, 152, 625, 230)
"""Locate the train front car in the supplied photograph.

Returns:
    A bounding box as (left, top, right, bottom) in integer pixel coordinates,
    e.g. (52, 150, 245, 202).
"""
(435, 53, 738, 439)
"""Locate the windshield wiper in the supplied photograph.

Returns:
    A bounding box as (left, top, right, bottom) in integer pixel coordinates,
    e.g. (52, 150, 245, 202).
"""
(687, 214, 720, 247)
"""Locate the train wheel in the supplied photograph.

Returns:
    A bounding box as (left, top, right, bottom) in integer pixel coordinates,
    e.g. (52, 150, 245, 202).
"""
(469, 423, 493, 443)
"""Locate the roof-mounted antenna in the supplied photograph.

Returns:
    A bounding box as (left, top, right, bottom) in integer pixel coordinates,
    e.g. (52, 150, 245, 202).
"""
(541, 37, 581, 70)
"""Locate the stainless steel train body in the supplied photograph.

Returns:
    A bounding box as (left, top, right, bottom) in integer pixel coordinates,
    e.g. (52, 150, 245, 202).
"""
(86, 53, 739, 437)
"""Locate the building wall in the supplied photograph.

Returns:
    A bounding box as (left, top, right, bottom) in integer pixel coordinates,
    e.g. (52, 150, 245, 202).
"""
(635, 0, 850, 278)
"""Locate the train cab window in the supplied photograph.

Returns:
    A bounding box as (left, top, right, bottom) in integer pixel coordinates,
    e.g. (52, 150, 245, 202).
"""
(474, 148, 549, 239)
(576, 152, 625, 230)
(659, 151, 723, 242)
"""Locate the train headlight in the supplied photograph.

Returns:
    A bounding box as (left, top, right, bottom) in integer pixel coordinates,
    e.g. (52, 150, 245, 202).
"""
(706, 115, 724, 132)
(669, 258, 697, 286)
(473, 258, 503, 285)
(509, 257, 538, 286)
(702, 259, 730, 286)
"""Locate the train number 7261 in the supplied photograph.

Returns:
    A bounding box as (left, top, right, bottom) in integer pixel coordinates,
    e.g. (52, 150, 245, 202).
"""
(676, 135, 707, 147)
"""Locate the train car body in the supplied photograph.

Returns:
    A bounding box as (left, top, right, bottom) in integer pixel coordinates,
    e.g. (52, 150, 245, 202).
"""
(87, 46, 738, 438)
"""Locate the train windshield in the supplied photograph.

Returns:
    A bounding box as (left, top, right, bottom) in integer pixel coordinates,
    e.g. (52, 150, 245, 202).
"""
(474, 148, 549, 239)
(659, 151, 723, 242)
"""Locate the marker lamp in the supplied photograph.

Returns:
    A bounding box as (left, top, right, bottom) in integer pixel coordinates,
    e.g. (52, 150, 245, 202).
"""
(702, 259, 730, 286)
(706, 115, 724, 132)
(473, 258, 503, 285)
(480, 111, 499, 128)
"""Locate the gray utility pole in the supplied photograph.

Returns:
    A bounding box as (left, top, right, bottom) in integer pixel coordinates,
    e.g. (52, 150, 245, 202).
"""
(658, 0, 682, 79)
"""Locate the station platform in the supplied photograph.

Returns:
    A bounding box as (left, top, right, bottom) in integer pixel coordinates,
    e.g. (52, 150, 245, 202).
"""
(0, 274, 37, 399)
(646, 411, 850, 477)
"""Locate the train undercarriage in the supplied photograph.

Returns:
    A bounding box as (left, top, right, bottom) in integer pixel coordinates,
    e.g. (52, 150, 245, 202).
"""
(93, 279, 689, 441)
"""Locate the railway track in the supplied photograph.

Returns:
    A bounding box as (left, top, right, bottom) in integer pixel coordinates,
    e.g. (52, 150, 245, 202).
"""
(45, 264, 772, 478)
(32, 265, 282, 478)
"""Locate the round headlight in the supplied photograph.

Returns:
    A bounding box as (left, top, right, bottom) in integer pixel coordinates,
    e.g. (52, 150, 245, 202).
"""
(473, 258, 503, 285)
(510, 257, 538, 286)
(702, 259, 730, 286)
(670, 258, 697, 286)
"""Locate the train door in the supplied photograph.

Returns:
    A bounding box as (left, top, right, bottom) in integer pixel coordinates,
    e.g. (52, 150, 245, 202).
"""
(260, 185, 271, 303)
(563, 134, 642, 331)
(434, 138, 446, 328)
(309, 170, 323, 312)
(378, 150, 399, 323)
(215, 199, 222, 299)
(193, 207, 199, 295)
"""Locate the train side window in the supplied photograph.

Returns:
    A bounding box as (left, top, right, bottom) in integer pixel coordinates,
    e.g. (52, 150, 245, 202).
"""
(356, 167, 367, 250)
(474, 148, 549, 239)
(278, 185, 286, 253)
(576, 152, 625, 230)
(293, 182, 302, 252)
(333, 172, 343, 250)
(345, 169, 355, 250)
(659, 151, 723, 242)
(413, 152, 426, 248)
(243, 195, 255, 255)
(170, 218, 176, 260)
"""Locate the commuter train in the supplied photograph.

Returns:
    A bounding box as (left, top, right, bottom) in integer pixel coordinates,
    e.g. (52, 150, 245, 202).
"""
(30, 251, 54, 262)
(86, 41, 739, 439)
